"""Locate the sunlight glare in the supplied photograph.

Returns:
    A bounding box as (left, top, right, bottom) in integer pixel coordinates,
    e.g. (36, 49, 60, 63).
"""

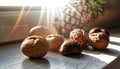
(39, 0, 69, 8)
(0, 0, 69, 8)
(7, 0, 70, 36)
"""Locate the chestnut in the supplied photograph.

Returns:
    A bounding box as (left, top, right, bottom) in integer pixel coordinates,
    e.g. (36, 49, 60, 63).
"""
(89, 27, 101, 34)
(89, 27, 110, 37)
(59, 40, 82, 55)
(46, 34, 64, 51)
(20, 35, 49, 58)
(101, 29, 110, 36)
(88, 28, 110, 49)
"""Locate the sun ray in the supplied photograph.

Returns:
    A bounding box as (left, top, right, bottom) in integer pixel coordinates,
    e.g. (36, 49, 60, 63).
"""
(7, 0, 70, 39)
(24, 6, 32, 16)
(48, 8, 54, 33)
(37, 7, 46, 26)
(46, 8, 50, 28)
(9, 6, 25, 38)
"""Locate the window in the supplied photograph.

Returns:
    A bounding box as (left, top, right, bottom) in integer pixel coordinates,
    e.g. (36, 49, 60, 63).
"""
(0, 0, 69, 44)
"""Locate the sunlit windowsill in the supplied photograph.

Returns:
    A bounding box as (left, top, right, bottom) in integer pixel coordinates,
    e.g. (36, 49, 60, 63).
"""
(0, 0, 120, 68)
(0, 27, 120, 69)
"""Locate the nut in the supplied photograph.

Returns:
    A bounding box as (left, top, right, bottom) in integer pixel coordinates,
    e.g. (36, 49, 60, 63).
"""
(89, 27, 101, 34)
(101, 28, 110, 36)
(20, 35, 49, 58)
(69, 29, 87, 48)
(46, 34, 64, 50)
(89, 27, 110, 36)
(29, 26, 51, 37)
(59, 40, 82, 55)
(88, 28, 110, 49)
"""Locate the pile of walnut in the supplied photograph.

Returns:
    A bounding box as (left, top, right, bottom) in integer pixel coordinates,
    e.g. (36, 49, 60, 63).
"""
(20, 26, 110, 58)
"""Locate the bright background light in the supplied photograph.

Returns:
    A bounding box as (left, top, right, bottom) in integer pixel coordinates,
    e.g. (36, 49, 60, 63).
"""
(0, 0, 69, 8)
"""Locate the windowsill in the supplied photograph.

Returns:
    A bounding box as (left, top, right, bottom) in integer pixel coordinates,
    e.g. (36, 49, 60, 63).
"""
(0, 27, 120, 69)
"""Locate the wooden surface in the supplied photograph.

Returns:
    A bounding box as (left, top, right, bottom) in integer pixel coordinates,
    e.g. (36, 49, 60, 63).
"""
(0, 28, 120, 69)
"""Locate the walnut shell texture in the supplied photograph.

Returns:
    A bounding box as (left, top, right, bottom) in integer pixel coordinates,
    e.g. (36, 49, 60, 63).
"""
(69, 29, 87, 49)
(20, 35, 49, 58)
(46, 34, 64, 50)
(29, 26, 51, 37)
(70, 29, 84, 44)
